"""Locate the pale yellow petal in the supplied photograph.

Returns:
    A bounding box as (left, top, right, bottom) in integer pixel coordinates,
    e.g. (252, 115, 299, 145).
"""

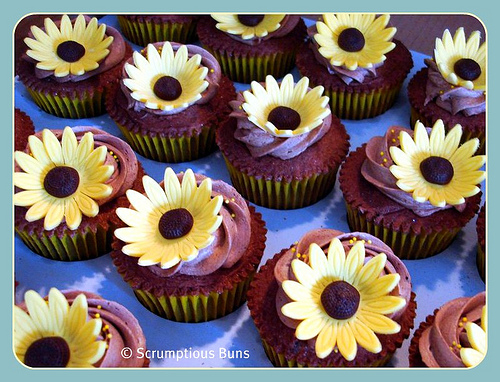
(337, 323, 357, 361)
(295, 315, 327, 341)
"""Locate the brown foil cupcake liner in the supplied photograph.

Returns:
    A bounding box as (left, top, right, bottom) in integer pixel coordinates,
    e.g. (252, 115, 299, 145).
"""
(132, 275, 254, 323)
(15, 224, 114, 261)
(26, 87, 105, 119)
(410, 107, 485, 155)
(477, 245, 485, 282)
(345, 203, 461, 260)
(117, 16, 198, 46)
(116, 123, 217, 163)
(223, 156, 338, 210)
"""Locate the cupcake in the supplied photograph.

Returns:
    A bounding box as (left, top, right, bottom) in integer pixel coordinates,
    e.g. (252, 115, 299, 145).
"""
(409, 291, 486, 368)
(217, 74, 350, 209)
(339, 120, 485, 259)
(14, 126, 144, 261)
(247, 229, 416, 367)
(15, 109, 35, 151)
(476, 204, 485, 281)
(117, 14, 199, 46)
(110, 168, 267, 323)
(17, 15, 132, 119)
(106, 41, 235, 163)
(197, 14, 306, 83)
(15, 288, 148, 368)
(296, 14, 413, 120)
(408, 28, 486, 153)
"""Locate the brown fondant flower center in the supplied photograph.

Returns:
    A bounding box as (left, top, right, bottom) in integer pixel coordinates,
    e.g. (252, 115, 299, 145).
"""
(454, 58, 482, 81)
(56, 40, 86, 63)
(153, 76, 183, 101)
(158, 208, 194, 239)
(419, 156, 454, 185)
(44, 166, 80, 198)
(321, 280, 360, 320)
(268, 106, 301, 130)
(338, 28, 365, 52)
(24, 336, 71, 368)
(237, 15, 265, 27)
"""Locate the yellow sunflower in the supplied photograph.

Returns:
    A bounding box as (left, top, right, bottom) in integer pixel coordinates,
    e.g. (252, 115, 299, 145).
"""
(434, 28, 486, 91)
(281, 239, 405, 360)
(14, 127, 114, 230)
(242, 74, 331, 138)
(123, 42, 209, 112)
(460, 306, 487, 367)
(314, 14, 396, 71)
(15, 288, 106, 368)
(389, 120, 485, 208)
(212, 14, 285, 40)
(24, 14, 113, 77)
(115, 168, 223, 269)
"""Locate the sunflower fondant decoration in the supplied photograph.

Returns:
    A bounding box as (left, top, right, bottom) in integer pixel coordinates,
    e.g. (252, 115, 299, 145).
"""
(314, 14, 396, 71)
(281, 239, 405, 360)
(434, 28, 486, 91)
(15, 288, 106, 368)
(24, 15, 113, 78)
(389, 120, 485, 208)
(212, 14, 285, 40)
(123, 42, 209, 113)
(460, 306, 487, 367)
(14, 127, 114, 230)
(242, 74, 331, 138)
(115, 168, 223, 269)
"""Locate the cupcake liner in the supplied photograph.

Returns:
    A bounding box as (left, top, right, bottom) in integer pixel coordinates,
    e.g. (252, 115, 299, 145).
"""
(223, 156, 337, 210)
(117, 16, 198, 46)
(345, 203, 461, 260)
(476, 245, 485, 282)
(116, 123, 217, 163)
(206, 48, 297, 84)
(132, 276, 254, 323)
(410, 107, 486, 154)
(26, 87, 105, 119)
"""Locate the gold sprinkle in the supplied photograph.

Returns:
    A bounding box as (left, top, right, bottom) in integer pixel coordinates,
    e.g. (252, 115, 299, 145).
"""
(353, 237, 357, 241)
(296, 253, 300, 258)
(294, 241, 299, 245)
(391, 129, 395, 133)
(462, 317, 468, 322)
(95, 313, 100, 318)
(361, 240, 365, 243)
(291, 247, 296, 252)
(459, 322, 463, 327)
(225, 199, 230, 204)
(383, 158, 388, 163)
(231, 198, 235, 202)
(107, 334, 113, 339)
(452, 341, 457, 346)
(97, 305, 102, 310)
(210, 69, 214, 73)
(103, 325, 109, 330)
(457, 344, 462, 349)
(239, 106, 243, 110)
(368, 240, 372, 244)
(380, 151, 384, 156)
(349, 240, 353, 244)
(392, 138, 396, 143)
(439, 90, 444, 95)
(231, 213, 236, 218)
(106, 344, 109, 349)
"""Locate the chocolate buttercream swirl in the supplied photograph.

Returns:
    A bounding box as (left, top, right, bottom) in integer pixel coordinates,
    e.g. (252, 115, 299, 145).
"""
(219, 15, 301, 46)
(229, 92, 332, 160)
(120, 42, 221, 116)
(418, 291, 485, 367)
(307, 24, 382, 85)
(147, 173, 252, 277)
(31, 126, 138, 206)
(361, 126, 466, 217)
(23, 16, 126, 83)
(425, 59, 485, 116)
(274, 229, 412, 331)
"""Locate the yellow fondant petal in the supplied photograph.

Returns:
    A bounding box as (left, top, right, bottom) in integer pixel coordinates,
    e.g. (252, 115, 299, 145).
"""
(350, 319, 382, 354)
(315, 323, 337, 359)
(358, 310, 401, 334)
(337, 323, 357, 361)
(295, 315, 327, 341)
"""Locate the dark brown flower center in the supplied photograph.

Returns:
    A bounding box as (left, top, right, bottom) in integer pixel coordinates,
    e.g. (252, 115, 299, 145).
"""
(158, 208, 194, 239)
(153, 76, 183, 101)
(24, 336, 70, 368)
(268, 106, 301, 130)
(454, 58, 482, 81)
(420, 156, 454, 185)
(56, 40, 86, 63)
(321, 280, 360, 320)
(237, 15, 265, 27)
(44, 166, 80, 198)
(338, 28, 365, 52)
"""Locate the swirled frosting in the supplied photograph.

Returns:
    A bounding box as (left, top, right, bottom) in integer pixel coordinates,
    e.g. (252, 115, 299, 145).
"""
(274, 229, 412, 331)
(424, 59, 485, 116)
(23, 16, 126, 83)
(147, 173, 252, 277)
(361, 126, 466, 217)
(229, 92, 332, 160)
(417, 291, 485, 367)
(120, 42, 221, 116)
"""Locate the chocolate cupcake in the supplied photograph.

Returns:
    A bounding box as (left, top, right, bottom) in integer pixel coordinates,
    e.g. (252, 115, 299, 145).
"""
(117, 14, 199, 46)
(17, 15, 132, 119)
(111, 168, 267, 323)
(476, 204, 486, 282)
(197, 14, 306, 83)
(247, 229, 416, 367)
(339, 120, 485, 259)
(408, 28, 486, 153)
(217, 74, 349, 209)
(296, 14, 413, 120)
(14, 126, 144, 261)
(15, 288, 148, 368)
(409, 291, 486, 368)
(14, 109, 35, 151)
(106, 41, 235, 162)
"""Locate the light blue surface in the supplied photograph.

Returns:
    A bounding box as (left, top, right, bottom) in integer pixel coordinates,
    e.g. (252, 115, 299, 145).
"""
(13, 15, 485, 368)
